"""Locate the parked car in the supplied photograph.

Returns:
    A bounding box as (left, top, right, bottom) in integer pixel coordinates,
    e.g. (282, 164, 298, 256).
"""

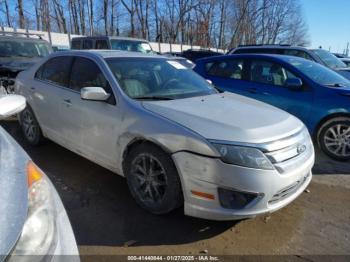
(228, 45, 350, 80)
(0, 94, 78, 259)
(0, 32, 53, 93)
(15, 50, 314, 220)
(71, 36, 154, 54)
(332, 53, 350, 67)
(181, 49, 223, 62)
(194, 54, 350, 160)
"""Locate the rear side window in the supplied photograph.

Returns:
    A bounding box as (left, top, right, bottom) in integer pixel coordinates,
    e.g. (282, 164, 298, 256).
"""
(249, 60, 298, 86)
(283, 49, 314, 61)
(95, 40, 109, 49)
(35, 56, 73, 87)
(71, 40, 81, 49)
(82, 40, 93, 49)
(206, 59, 244, 79)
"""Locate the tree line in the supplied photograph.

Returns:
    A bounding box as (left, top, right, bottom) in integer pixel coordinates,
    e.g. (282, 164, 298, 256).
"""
(0, 0, 309, 49)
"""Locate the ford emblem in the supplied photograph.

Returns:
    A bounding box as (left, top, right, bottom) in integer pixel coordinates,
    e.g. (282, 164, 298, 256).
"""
(297, 144, 306, 154)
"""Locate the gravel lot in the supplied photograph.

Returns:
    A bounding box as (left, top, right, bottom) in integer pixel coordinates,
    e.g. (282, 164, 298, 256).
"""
(1, 121, 350, 259)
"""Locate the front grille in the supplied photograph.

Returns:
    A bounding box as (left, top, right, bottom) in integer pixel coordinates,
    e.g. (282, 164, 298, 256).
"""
(268, 173, 310, 205)
(263, 128, 313, 174)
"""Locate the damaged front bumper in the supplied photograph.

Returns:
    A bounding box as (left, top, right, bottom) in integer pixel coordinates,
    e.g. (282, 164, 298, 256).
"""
(172, 151, 314, 221)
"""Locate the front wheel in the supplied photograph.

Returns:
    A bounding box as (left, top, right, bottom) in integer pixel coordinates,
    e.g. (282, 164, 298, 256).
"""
(124, 143, 183, 214)
(317, 117, 350, 161)
(19, 106, 44, 146)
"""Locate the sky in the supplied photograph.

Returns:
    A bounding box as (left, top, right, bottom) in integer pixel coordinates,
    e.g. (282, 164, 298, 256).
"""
(302, 0, 350, 53)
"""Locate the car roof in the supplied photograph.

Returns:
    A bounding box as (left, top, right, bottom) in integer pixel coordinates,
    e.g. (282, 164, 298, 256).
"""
(197, 53, 308, 63)
(50, 50, 167, 59)
(234, 45, 309, 51)
(71, 36, 149, 42)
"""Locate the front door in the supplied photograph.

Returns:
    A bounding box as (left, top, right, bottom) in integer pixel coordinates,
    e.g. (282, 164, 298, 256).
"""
(59, 56, 121, 169)
(244, 59, 313, 124)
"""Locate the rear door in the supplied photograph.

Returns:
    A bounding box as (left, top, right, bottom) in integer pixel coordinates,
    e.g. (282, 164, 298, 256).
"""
(243, 58, 313, 123)
(31, 56, 74, 143)
(202, 58, 250, 96)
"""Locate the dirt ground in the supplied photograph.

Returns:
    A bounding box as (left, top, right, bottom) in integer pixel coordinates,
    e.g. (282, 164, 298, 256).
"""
(1, 121, 350, 259)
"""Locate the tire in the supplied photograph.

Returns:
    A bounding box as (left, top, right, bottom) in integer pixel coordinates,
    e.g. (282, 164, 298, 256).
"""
(317, 117, 350, 161)
(19, 106, 44, 146)
(124, 143, 183, 214)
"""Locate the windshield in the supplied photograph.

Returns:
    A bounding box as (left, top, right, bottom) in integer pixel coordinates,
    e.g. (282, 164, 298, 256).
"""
(0, 39, 51, 58)
(287, 57, 350, 87)
(312, 49, 347, 69)
(106, 58, 217, 99)
(110, 40, 153, 54)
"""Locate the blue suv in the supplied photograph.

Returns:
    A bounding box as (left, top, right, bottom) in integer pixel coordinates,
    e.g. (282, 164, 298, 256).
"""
(194, 54, 350, 161)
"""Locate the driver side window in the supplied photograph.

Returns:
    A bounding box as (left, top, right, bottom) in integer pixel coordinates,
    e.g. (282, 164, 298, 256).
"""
(69, 57, 115, 104)
(250, 60, 298, 87)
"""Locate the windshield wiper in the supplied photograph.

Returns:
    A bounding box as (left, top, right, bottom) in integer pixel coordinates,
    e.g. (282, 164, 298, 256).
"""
(134, 96, 174, 100)
(324, 83, 346, 87)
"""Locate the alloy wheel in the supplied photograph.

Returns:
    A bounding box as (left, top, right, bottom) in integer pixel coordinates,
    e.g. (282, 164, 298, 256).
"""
(130, 153, 168, 204)
(21, 110, 38, 142)
(323, 124, 350, 158)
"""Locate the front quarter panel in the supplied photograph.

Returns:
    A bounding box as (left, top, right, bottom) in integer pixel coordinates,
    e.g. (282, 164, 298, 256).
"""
(306, 86, 350, 134)
(114, 101, 219, 176)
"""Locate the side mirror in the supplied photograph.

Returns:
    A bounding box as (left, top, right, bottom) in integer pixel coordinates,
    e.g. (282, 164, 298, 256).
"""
(285, 78, 303, 90)
(81, 87, 110, 101)
(206, 79, 213, 85)
(0, 95, 26, 120)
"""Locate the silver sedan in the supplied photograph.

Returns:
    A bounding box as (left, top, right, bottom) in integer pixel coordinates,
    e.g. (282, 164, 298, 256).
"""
(16, 51, 314, 220)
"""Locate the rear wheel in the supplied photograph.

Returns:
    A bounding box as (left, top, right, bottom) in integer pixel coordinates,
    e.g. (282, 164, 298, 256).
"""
(19, 106, 44, 146)
(317, 117, 350, 161)
(124, 143, 183, 214)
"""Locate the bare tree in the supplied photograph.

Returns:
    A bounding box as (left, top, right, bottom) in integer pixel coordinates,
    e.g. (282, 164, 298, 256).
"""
(133, 0, 150, 39)
(53, 0, 68, 33)
(87, 0, 94, 35)
(17, 0, 25, 28)
(69, 0, 80, 34)
(1, 0, 12, 27)
(121, 0, 135, 36)
(3, 0, 309, 50)
(78, 0, 86, 35)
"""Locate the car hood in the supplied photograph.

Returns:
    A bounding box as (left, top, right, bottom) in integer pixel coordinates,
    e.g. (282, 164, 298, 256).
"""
(0, 57, 42, 73)
(142, 92, 303, 144)
(0, 127, 28, 256)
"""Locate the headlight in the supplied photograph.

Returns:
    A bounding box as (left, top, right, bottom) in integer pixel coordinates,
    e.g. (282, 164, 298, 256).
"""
(11, 161, 57, 256)
(212, 143, 274, 170)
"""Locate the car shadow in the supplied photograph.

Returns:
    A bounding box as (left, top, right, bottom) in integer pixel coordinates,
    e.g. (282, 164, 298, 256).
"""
(1, 121, 237, 247)
(313, 148, 350, 175)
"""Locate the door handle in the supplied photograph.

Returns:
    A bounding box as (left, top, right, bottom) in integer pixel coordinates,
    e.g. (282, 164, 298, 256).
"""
(30, 87, 36, 91)
(248, 88, 258, 94)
